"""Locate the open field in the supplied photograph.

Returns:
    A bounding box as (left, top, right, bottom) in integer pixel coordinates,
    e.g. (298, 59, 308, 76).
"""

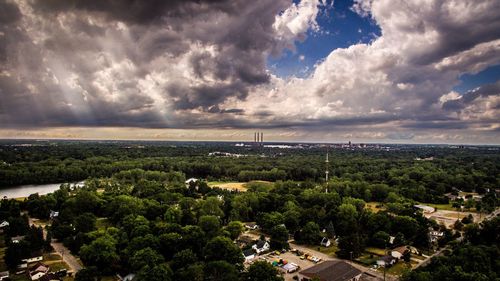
(208, 180, 273, 192)
(365, 202, 386, 213)
(425, 209, 480, 228)
(419, 203, 457, 211)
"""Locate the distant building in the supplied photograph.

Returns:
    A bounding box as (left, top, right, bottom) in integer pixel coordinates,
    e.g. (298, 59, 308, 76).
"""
(299, 260, 362, 281)
(0, 221, 9, 228)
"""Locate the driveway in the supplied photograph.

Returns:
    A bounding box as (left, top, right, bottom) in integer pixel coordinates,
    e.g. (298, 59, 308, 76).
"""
(28, 216, 83, 273)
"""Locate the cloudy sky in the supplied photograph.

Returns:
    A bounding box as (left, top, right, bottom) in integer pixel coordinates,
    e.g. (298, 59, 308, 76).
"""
(0, 0, 499, 144)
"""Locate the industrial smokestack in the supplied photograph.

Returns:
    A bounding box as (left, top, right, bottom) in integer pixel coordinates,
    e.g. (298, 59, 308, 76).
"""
(261, 132, 263, 144)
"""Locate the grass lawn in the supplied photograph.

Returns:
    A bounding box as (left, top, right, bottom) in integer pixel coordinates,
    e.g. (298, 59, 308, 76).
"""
(9, 275, 31, 281)
(303, 244, 338, 257)
(381, 262, 412, 276)
(48, 261, 71, 271)
(365, 247, 387, 256)
(365, 202, 386, 213)
(356, 254, 377, 266)
(208, 181, 273, 192)
(419, 203, 456, 211)
(43, 252, 62, 262)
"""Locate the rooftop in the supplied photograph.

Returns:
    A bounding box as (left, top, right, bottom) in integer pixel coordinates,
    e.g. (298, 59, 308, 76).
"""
(300, 260, 362, 281)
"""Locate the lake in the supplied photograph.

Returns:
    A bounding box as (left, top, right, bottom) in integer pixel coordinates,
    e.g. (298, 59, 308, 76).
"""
(0, 182, 83, 199)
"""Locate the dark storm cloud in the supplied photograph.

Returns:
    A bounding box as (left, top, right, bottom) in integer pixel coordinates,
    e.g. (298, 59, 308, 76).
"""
(0, 0, 294, 128)
(442, 81, 500, 111)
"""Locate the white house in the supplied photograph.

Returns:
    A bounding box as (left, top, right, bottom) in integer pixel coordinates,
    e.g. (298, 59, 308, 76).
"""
(252, 240, 270, 254)
(377, 255, 396, 267)
(117, 273, 136, 281)
(49, 211, 59, 219)
(22, 255, 43, 264)
(244, 222, 259, 230)
(242, 249, 255, 262)
(0, 221, 9, 228)
(185, 178, 198, 185)
(320, 237, 331, 247)
(28, 262, 49, 280)
(0, 271, 9, 281)
(391, 246, 409, 260)
(429, 231, 444, 243)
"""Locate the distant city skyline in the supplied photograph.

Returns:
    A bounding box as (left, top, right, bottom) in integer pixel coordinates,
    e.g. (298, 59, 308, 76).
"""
(0, 0, 499, 144)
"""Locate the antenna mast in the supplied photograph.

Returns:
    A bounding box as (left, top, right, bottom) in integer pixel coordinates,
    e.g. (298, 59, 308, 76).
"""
(325, 148, 329, 193)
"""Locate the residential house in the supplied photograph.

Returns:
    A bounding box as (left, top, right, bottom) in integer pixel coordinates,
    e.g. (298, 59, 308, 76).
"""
(244, 222, 259, 230)
(11, 235, 25, 243)
(320, 237, 331, 247)
(0, 221, 9, 233)
(117, 273, 136, 281)
(22, 252, 44, 264)
(242, 249, 255, 262)
(49, 211, 59, 220)
(28, 262, 50, 280)
(391, 246, 410, 260)
(429, 231, 444, 243)
(0, 271, 9, 281)
(377, 255, 396, 267)
(252, 240, 270, 254)
(299, 260, 362, 281)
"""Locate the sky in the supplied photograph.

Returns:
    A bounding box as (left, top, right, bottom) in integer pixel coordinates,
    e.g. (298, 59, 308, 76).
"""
(0, 0, 499, 144)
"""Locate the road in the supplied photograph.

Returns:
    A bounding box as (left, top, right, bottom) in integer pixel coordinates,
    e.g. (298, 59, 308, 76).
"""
(28, 216, 83, 273)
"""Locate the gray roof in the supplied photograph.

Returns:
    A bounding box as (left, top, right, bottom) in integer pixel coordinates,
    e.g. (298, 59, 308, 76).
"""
(300, 260, 362, 281)
(243, 249, 255, 257)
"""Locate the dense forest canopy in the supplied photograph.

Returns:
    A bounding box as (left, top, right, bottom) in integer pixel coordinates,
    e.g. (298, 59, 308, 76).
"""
(0, 140, 498, 280)
(1, 140, 498, 204)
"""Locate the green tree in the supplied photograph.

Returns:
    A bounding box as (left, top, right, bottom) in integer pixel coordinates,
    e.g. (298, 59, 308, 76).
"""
(204, 236, 243, 265)
(225, 220, 244, 240)
(198, 215, 221, 238)
(270, 225, 289, 250)
(135, 264, 173, 281)
(243, 261, 284, 281)
(204, 261, 239, 281)
(74, 212, 97, 233)
(79, 235, 119, 273)
(74, 267, 100, 281)
(130, 247, 165, 271)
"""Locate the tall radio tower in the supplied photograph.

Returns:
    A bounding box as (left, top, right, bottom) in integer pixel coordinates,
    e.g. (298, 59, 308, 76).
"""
(325, 149, 329, 193)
